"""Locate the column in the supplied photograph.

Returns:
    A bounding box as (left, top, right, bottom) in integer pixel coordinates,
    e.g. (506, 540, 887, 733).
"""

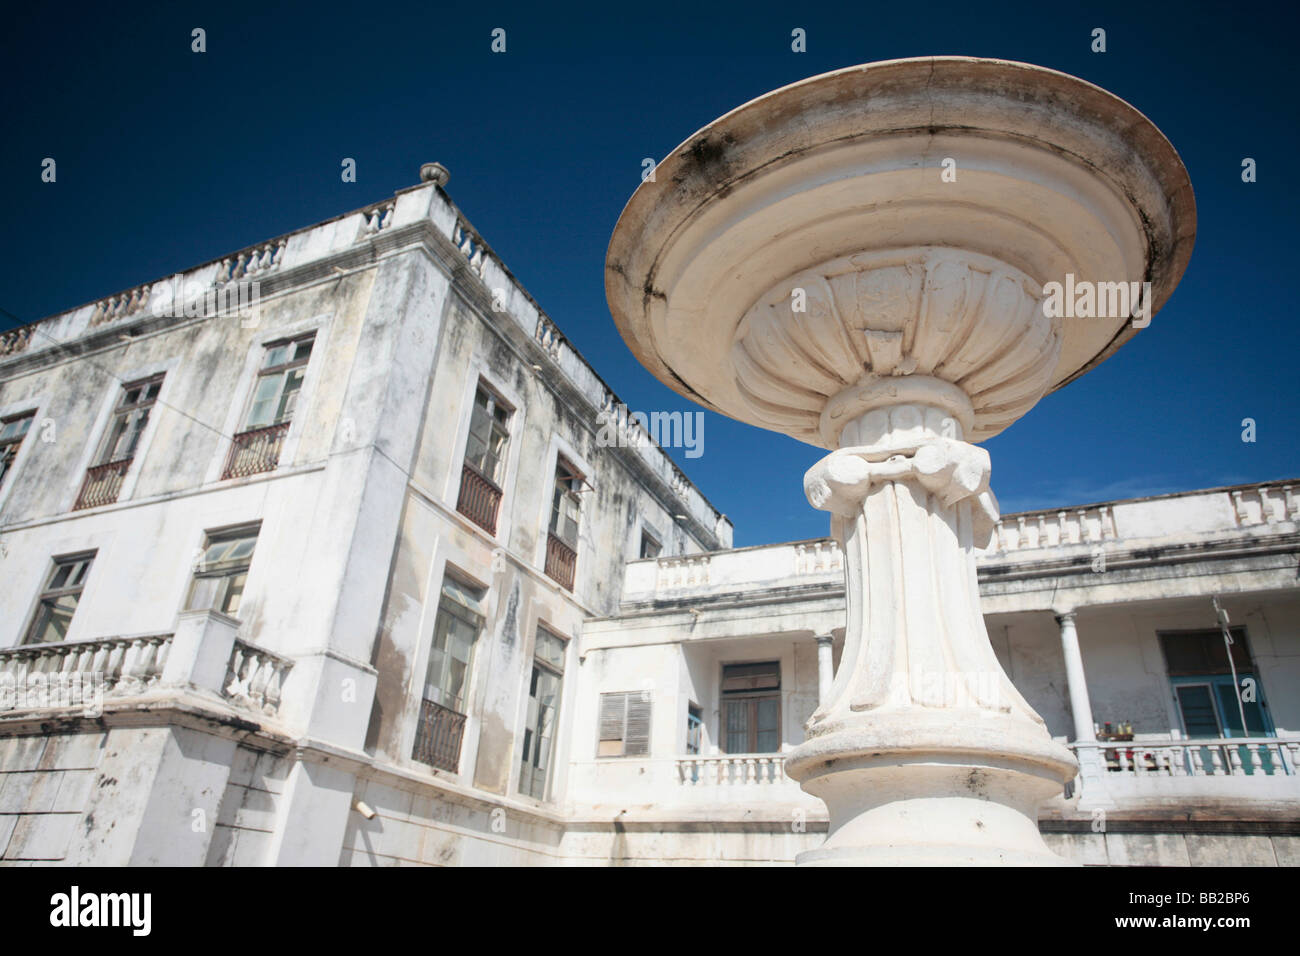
(1055, 611, 1096, 743)
(1056, 609, 1108, 802)
(815, 634, 835, 705)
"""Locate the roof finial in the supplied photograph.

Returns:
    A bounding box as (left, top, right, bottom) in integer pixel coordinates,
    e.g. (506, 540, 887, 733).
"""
(419, 162, 450, 186)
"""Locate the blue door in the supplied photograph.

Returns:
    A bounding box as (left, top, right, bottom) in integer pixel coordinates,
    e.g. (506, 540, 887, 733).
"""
(1171, 675, 1276, 774)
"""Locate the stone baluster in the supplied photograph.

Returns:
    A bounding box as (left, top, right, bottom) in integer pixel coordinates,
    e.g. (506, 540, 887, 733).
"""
(1228, 745, 1245, 776)
(1168, 746, 1185, 777)
(1207, 746, 1225, 775)
(262, 658, 286, 714)
(1244, 743, 1261, 774)
(225, 645, 247, 698)
(1231, 490, 1250, 525)
(247, 653, 271, 710)
(102, 641, 126, 694)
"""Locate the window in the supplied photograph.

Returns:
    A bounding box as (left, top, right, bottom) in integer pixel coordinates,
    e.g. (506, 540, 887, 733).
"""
(24, 553, 95, 644)
(1160, 629, 1273, 737)
(686, 703, 703, 754)
(223, 335, 313, 479)
(721, 661, 781, 754)
(597, 691, 652, 757)
(640, 529, 662, 559)
(74, 377, 163, 510)
(246, 336, 314, 429)
(1160, 628, 1276, 774)
(464, 386, 511, 484)
(1160, 628, 1254, 677)
(0, 412, 34, 492)
(544, 459, 583, 590)
(519, 627, 566, 799)
(685, 702, 704, 782)
(186, 526, 259, 616)
(413, 576, 485, 772)
(456, 385, 511, 534)
(549, 460, 582, 547)
(99, 377, 162, 465)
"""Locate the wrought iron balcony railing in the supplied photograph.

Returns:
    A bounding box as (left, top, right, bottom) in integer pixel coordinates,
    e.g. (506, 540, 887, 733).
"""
(222, 421, 290, 480)
(413, 698, 468, 773)
(73, 458, 132, 510)
(456, 463, 503, 534)
(545, 532, 577, 591)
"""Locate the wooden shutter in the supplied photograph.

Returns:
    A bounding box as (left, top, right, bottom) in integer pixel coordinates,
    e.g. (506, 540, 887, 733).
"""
(598, 692, 626, 756)
(624, 693, 652, 756)
(597, 691, 652, 756)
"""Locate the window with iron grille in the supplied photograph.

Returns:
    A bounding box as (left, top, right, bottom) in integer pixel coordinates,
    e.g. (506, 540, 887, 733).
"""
(519, 627, 566, 800)
(720, 661, 781, 754)
(24, 553, 95, 644)
(0, 412, 34, 492)
(456, 385, 511, 533)
(73, 377, 163, 510)
(597, 691, 652, 757)
(413, 576, 485, 772)
(186, 525, 260, 617)
(223, 336, 313, 480)
(245, 335, 314, 429)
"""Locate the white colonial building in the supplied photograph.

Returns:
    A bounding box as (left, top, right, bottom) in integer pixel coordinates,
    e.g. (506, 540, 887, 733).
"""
(0, 170, 1296, 866)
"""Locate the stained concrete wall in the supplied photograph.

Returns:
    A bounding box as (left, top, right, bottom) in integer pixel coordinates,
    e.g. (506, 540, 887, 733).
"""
(205, 745, 292, 866)
(364, 276, 721, 812)
(339, 772, 565, 866)
(0, 732, 104, 863)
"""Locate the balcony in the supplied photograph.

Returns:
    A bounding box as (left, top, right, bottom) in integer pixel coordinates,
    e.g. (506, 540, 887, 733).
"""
(73, 458, 132, 510)
(221, 421, 290, 479)
(456, 463, 503, 534)
(545, 532, 577, 591)
(1071, 737, 1300, 809)
(0, 627, 293, 719)
(223, 639, 293, 716)
(413, 698, 467, 773)
(678, 753, 788, 786)
(0, 633, 171, 710)
(567, 752, 818, 811)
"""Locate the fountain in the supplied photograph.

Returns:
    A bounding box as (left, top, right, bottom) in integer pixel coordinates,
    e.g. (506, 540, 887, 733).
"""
(606, 57, 1195, 865)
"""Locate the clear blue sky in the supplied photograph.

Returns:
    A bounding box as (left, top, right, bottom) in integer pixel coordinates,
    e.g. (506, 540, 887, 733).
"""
(3, 2, 1297, 546)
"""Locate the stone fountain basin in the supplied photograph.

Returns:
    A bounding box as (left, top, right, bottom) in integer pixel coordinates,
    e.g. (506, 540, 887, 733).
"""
(606, 56, 1196, 447)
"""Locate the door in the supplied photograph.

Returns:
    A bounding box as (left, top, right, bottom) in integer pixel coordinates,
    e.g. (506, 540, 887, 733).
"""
(1172, 675, 1275, 774)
